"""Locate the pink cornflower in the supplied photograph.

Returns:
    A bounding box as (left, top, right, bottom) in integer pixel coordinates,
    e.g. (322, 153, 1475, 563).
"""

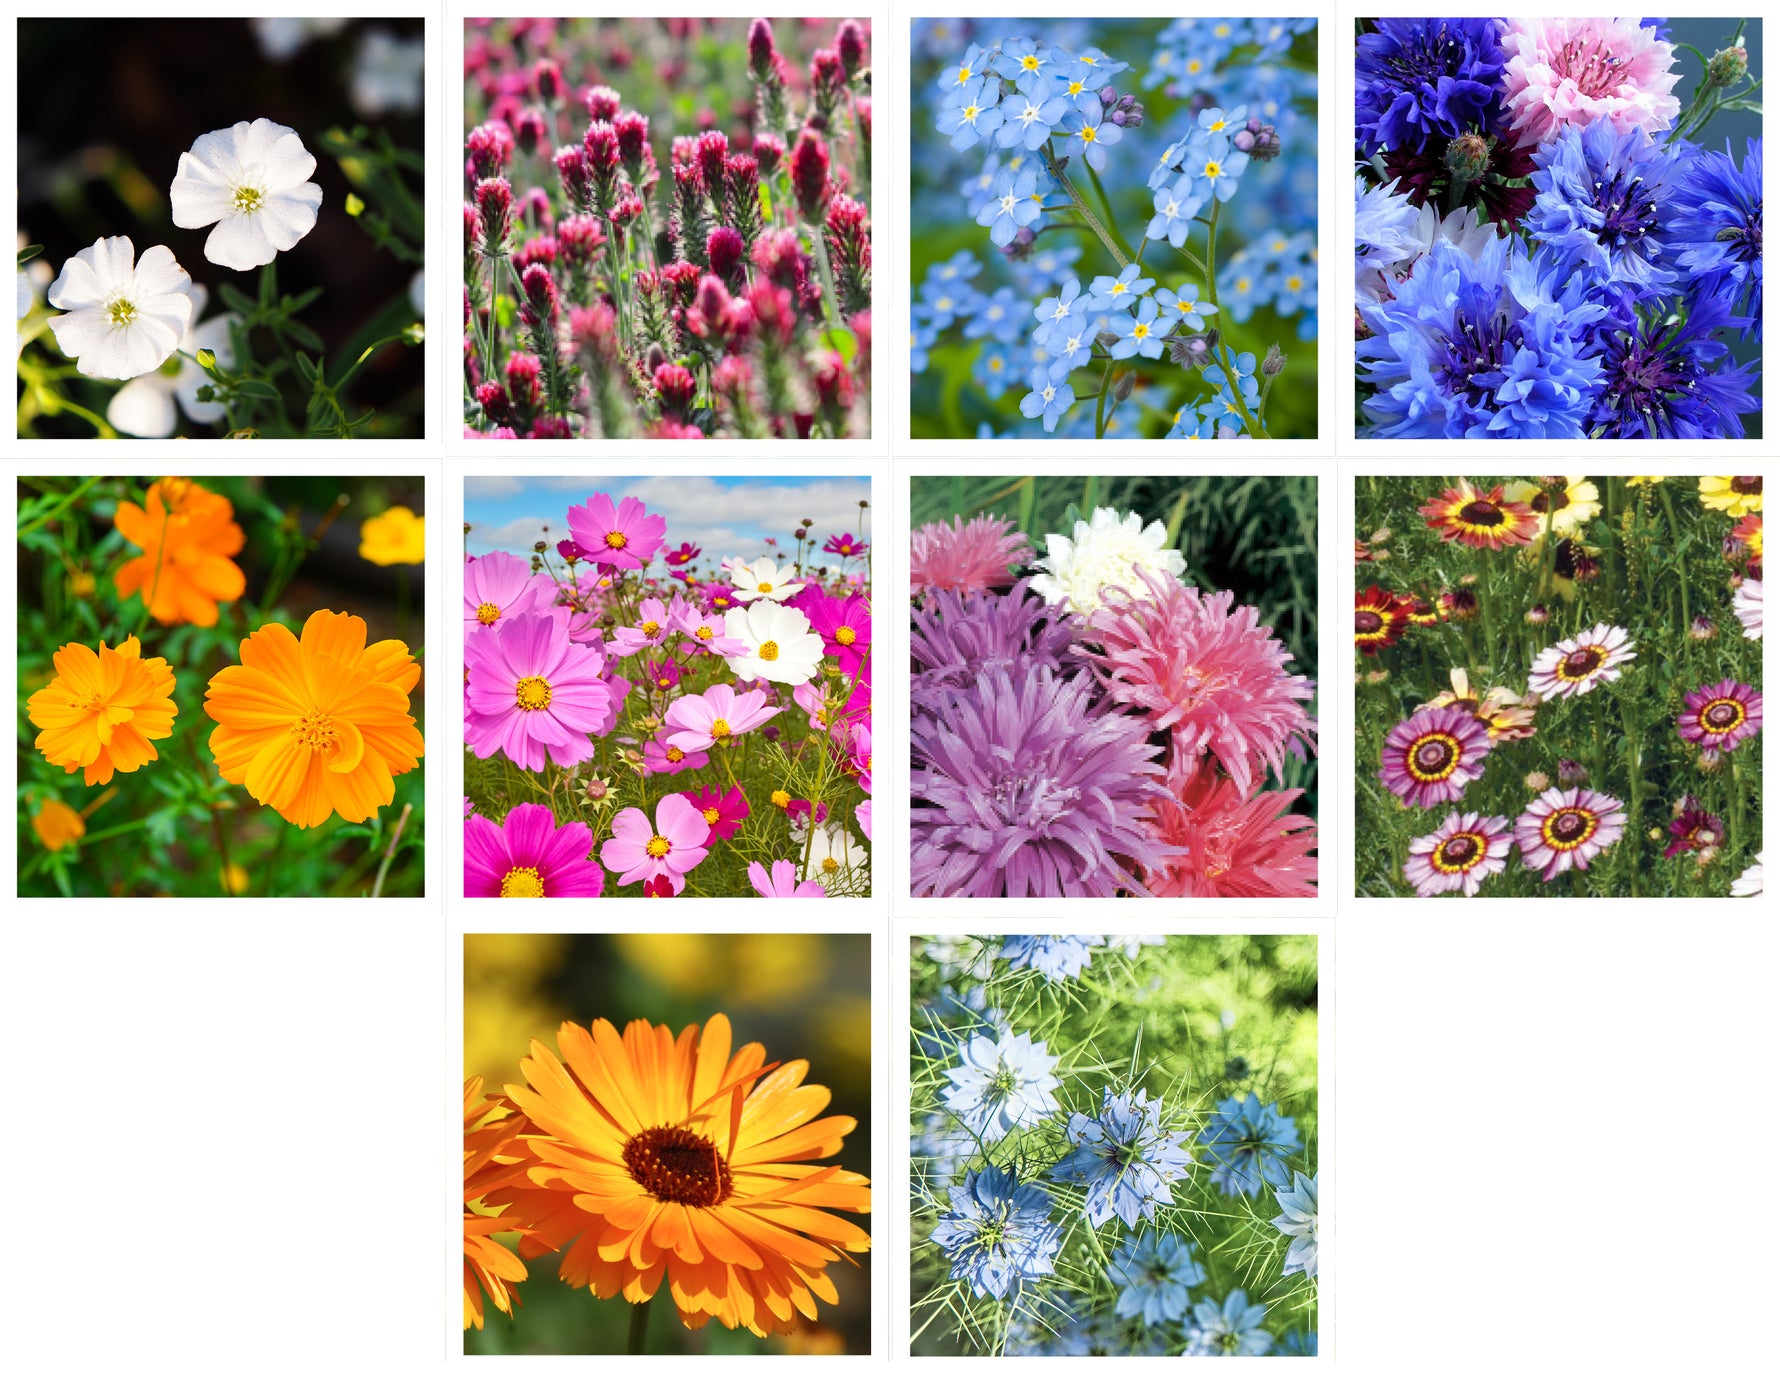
(1500, 18, 1681, 149)
(1515, 786, 1626, 881)
(674, 603, 746, 656)
(642, 737, 707, 775)
(610, 595, 679, 656)
(601, 794, 710, 893)
(1527, 624, 1635, 700)
(681, 783, 750, 841)
(464, 550, 549, 633)
(1379, 706, 1492, 809)
(1146, 766, 1317, 898)
(799, 589, 871, 673)
(1082, 569, 1317, 795)
(748, 859, 826, 898)
(1403, 811, 1512, 897)
(464, 803, 603, 898)
(565, 492, 666, 570)
(664, 683, 780, 753)
(823, 532, 868, 558)
(910, 514, 1032, 595)
(465, 612, 614, 771)
(1677, 679, 1762, 755)
(663, 540, 701, 567)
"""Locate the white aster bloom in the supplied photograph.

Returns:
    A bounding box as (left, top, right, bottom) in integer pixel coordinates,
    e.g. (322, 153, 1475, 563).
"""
(1029, 506, 1187, 615)
(171, 119, 323, 272)
(46, 236, 194, 379)
(722, 601, 824, 684)
(1734, 577, 1762, 640)
(351, 28, 426, 117)
(1731, 852, 1763, 897)
(800, 823, 869, 888)
(106, 285, 242, 438)
(727, 555, 804, 603)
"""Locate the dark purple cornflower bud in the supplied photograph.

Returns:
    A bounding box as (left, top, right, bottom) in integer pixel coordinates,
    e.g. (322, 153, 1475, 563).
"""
(474, 177, 513, 254)
(505, 352, 543, 407)
(1444, 132, 1491, 186)
(554, 145, 589, 209)
(534, 58, 562, 104)
(653, 363, 697, 419)
(789, 130, 832, 221)
(836, 20, 866, 79)
(613, 110, 650, 179)
(707, 225, 745, 284)
(467, 122, 514, 180)
(586, 85, 622, 122)
(753, 133, 786, 176)
(476, 380, 514, 426)
(748, 18, 777, 81)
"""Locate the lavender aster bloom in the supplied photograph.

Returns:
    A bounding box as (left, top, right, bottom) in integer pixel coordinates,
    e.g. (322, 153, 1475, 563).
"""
(1185, 1289, 1274, 1357)
(1525, 121, 1685, 298)
(999, 935, 1105, 982)
(1271, 1170, 1318, 1278)
(1198, 1092, 1301, 1197)
(1107, 1231, 1206, 1326)
(931, 1166, 1064, 1299)
(1668, 137, 1762, 338)
(1050, 1087, 1194, 1227)
(1355, 18, 1508, 157)
(1589, 293, 1760, 438)
(942, 1028, 1062, 1140)
(910, 580, 1074, 709)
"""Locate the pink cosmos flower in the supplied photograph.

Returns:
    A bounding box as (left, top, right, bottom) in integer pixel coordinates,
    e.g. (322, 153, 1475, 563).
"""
(702, 583, 742, 616)
(856, 798, 871, 841)
(785, 799, 830, 831)
(643, 875, 677, 897)
(1677, 679, 1762, 755)
(799, 589, 872, 673)
(681, 783, 750, 841)
(663, 541, 701, 566)
(465, 612, 615, 770)
(823, 532, 868, 558)
(748, 858, 826, 897)
(1403, 811, 1512, 897)
(663, 683, 781, 753)
(464, 803, 603, 897)
(638, 658, 681, 692)
(602, 793, 710, 892)
(1500, 18, 1681, 149)
(1146, 765, 1317, 898)
(674, 603, 747, 655)
(565, 492, 666, 569)
(464, 549, 550, 633)
(642, 737, 708, 774)
(610, 595, 679, 656)
(910, 514, 1032, 595)
(1515, 786, 1626, 881)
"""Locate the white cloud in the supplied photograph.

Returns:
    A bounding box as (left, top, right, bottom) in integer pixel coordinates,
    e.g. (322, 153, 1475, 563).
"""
(464, 476, 525, 500)
(468, 514, 555, 553)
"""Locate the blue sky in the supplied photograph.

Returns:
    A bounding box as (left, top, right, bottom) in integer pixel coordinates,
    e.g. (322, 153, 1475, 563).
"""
(464, 475, 873, 563)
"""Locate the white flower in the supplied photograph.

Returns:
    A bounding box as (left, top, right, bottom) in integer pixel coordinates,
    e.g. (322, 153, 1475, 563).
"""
(16, 271, 30, 321)
(1029, 506, 1187, 615)
(800, 823, 868, 888)
(1734, 578, 1762, 640)
(106, 285, 242, 438)
(250, 17, 346, 62)
(170, 119, 323, 272)
(726, 555, 805, 603)
(409, 269, 425, 319)
(46, 236, 194, 379)
(1732, 852, 1763, 897)
(351, 28, 426, 117)
(722, 601, 824, 684)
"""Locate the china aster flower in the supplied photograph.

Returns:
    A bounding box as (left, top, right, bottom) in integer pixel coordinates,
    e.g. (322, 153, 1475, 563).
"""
(1029, 506, 1187, 616)
(746, 859, 825, 897)
(1527, 623, 1635, 700)
(1186, 1290, 1274, 1357)
(30, 798, 85, 852)
(46, 235, 194, 379)
(1049, 1087, 1193, 1228)
(1734, 577, 1762, 640)
(1677, 679, 1762, 756)
(910, 513, 1032, 596)
(1378, 706, 1492, 809)
(1354, 585, 1411, 655)
(601, 793, 711, 893)
(1669, 138, 1762, 337)
(1419, 479, 1537, 549)
(359, 505, 426, 566)
(1272, 1171, 1318, 1279)
(1699, 475, 1764, 518)
(683, 783, 749, 842)
(942, 1028, 1061, 1141)
(1589, 296, 1760, 439)
(170, 119, 324, 271)
(464, 612, 613, 770)
(1499, 17, 1680, 150)
(932, 1167, 1062, 1301)
(1147, 765, 1318, 898)
(1353, 18, 1508, 158)
(1403, 810, 1513, 896)
(463, 1079, 532, 1330)
(1663, 797, 1725, 859)
(492, 1014, 870, 1335)
(464, 803, 602, 898)
(28, 636, 178, 786)
(564, 492, 667, 569)
(663, 684, 780, 753)
(722, 600, 826, 685)
(465, 550, 551, 634)
(204, 610, 423, 827)
(113, 476, 247, 626)
(1106, 1231, 1205, 1327)
(909, 580, 1074, 708)
(998, 935, 1105, 982)
(1417, 667, 1538, 741)
(1197, 1092, 1301, 1197)
(1078, 568, 1316, 795)
(1515, 786, 1626, 881)
(1525, 121, 1684, 296)
(911, 665, 1171, 897)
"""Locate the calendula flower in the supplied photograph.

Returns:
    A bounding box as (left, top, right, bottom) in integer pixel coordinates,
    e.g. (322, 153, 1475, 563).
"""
(463, 1079, 532, 1330)
(28, 636, 178, 785)
(113, 476, 247, 627)
(722, 600, 826, 684)
(1503, 476, 1600, 536)
(30, 798, 86, 851)
(1419, 480, 1537, 549)
(46, 235, 194, 379)
(359, 506, 426, 566)
(1699, 475, 1763, 517)
(170, 119, 324, 271)
(204, 610, 423, 828)
(491, 1014, 871, 1335)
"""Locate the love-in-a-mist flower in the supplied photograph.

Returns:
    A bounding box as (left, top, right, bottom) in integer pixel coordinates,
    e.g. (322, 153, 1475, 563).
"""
(999, 935, 1105, 982)
(28, 637, 178, 786)
(464, 550, 550, 634)
(1515, 786, 1626, 881)
(663, 684, 780, 753)
(600, 793, 710, 892)
(1107, 1231, 1206, 1327)
(1272, 1171, 1318, 1279)
(722, 600, 826, 684)
(464, 803, 602, 897)
(943, 1028, 1061, 1141)
(1677, 679, 1762, 756)
(564, 492, 667, 569)
(1527, 624, 1635, 700)
(1030, 506, 1186, 616)
(1198, 1092, 1301, 1197)
(1403, 811, 1513, 896)
(747, 858, 826, 897)
(113, 476, 247, 627)
(46, 236, 194, 379)
(170, 119, 324, 271)
(463, 612, 614, 770)
(106, 284, 241, 437)
(1186, 1289, 1274, 1357)
(932, 1167, 1063, 1301)
(726, 555, 803, 603)
(1379, 706, 1492, 808)
(1049, 1086, 1194, 1228)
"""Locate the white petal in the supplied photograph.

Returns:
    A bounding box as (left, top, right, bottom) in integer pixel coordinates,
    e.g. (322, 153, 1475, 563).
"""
(258, 184, 323, 251)
(106, 316, 182, 380)
(129, 245, 194, 308)
(184, 124, 253, 184)
(46, 307, 112, 364)
(257, 129, 319, 193)
(204, 214, 278, 272)
(48, 236, 135, 309)
(107, 374, 179, 437)
(138, 289, 196, 346)
(169, 154, 235, 229)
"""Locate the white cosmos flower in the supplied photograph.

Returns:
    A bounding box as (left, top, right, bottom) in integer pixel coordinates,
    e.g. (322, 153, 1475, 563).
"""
(727, 555, 804, 603)
(1029, 506, 1188, 615)
(106, 285, 242, 438)
(46, 236, 194, 379)
(170, 119, 323, 272)
(799, 823, 869, 888)
(1731, 852, 1763, 897)
(722, 601, 825, 684)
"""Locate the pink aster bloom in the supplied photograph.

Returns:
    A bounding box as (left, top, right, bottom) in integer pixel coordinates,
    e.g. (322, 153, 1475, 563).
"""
(565, 492, 666, 569)
(1379, 706, 1493, 808)
(681, 783, 750, 841)
(910, 514, 1032, 595)
(664, 683, 781, 753)
(674, 604, 747, 656)
(610, 595, 678, 656)
(1515, 786, 1626, 881)
(1403, 811, 1512, 897)
(464, 549, 549, 633)
(602, 793, 710, 892)
(748, 859, 827, 897)
(1081, 568, 1317, 795)
(465, 612, 614, 770)
(1501, 18, 1681, 149)
(643, 737, 708, 774)
(464, 803, 603, 897)
(1677, 679, 1762, 755)
(1146, 764, 1317, 898)
(1527, 623, 1636, 700)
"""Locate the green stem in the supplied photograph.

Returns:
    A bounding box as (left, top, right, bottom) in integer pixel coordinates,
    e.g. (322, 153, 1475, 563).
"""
(1041, 147, 1127, 268)
(19, 476, 104, 537)
(1093, 358, 1114, 439)
(1204, 201, 1221, 310)
(1084, 162, 1133, 260)
(132, 500, 174, 639)
(369, 803, 413, 899)
(627, 1289, 656, 1355)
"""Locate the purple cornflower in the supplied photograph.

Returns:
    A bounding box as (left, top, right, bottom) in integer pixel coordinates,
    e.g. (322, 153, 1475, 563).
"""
(1354, 18, 1508, 157)
(1669, 137, 1762, 337)
(1049, 1087, 1194, 1228)
(1588, 294, 1761, 438)
(1525, 121, 1684, 297)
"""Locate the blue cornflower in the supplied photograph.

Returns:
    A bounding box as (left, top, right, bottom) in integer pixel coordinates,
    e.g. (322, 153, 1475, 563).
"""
(1109, 297, 1174, 360)
(1668, 136, 1763, 338)
(999, 76, 1071, 149)
(1146, 175, 1204, 247)
(1000, 934, 1104, 981)
(940, 75, 1005, 151)
(1106, 1231, 1206, 1326)
(918, 273, 983, 331)
(1088, 263, 1154, 312)
(963, 285, 1022, 342)
(1271, 1170, 1318, 1279)
(942, 1027, 1061, 1140)
(1354, 19, 1507, 157)
(1032, 278, 1089, 348)
(936, 43, 990, 96)
(1019, 368, 1076, 432)
(1187, 134, 1249, 203)
(1185, 1290, 1274, 1357)
(1153, 283, 1217, 333)
(931, 1166, 1064, 1300)
(1059, 103, 1122, 172)
(1589, 293, 1761, 439)
(992, 36, 1052, 84)
(1054, 58, 1112, 109)
(975, 339, 1019, 399)
(976, 166, 1043, 247)
(1354, 176, 1424, 298)
(1526, 121, 1685, 298)
(1198, 1092, 1301, 1197)
(1050, 1086, 1194, 1227)
(1196, 104, 1248, 137)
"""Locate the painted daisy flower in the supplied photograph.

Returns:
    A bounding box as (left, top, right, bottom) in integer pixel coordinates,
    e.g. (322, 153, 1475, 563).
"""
(1515, 786, 1627, 881)
(564, 492, 667, 569)
(663, 684, 780, 753)
(1378, 706, 1492, 808)
(1663, 797, 1725, 858)
(1418, 480, 1537, 549)
(725, 555, 804, 603)
(170, 119, 324, 271)
(464, 803, 602, 897)
(1677, 679, 1762, 755)
(721, 600, 826, 684)
(463, 611, 614, 770)
(46, 236, 194, 379)
(1418, 667, 1538, 741)
(600, 793, 711, 893)
(1354, 585, 1411, 655)
(1527, 624, 1635, 700)
(1029, 506, 1187, 616)
(1734, 578, 1762, 640)
(1699, 475, 1763, 518)
(1404, 810, 1513, 896)
(747, 858, 825, 897)
(1503, 476, 1600, 536)
(910, 514, 1032, 595)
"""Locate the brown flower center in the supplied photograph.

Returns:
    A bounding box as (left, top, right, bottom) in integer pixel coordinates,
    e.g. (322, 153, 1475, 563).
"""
(1355, 610, 1384, 634)
(1704, 700, 1743, 730)
(1410, 735, 1458, 780)
(1546, 808, 1593, 845)
(1731, 476, 1762, 495)
(1458, 500, 1505, 528)
(1439, 834, 1480, 867)
(1561, 647, 1605, 679)
(622, 1125, 732, 1206)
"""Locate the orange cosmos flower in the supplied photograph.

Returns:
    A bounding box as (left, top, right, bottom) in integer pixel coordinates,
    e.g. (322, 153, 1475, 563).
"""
(464, 1078, 532, 1331)
(113, 476, 247, 627)
(31, 798, 86, 851)
(204, 609, 424, 828)
(27, 636, 178, 785)
(492, 1014, 871, 1338)
(1418, 479, 1537, 550)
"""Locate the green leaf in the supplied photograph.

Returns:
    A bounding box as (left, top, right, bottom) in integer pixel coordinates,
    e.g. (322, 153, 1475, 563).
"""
(284, 320, 326, 352)
(219, 283, 257, 316)
(285, 286, 324, 313)
(294, 352, 319, 383)
(819, 326, 858, 365)
(17, 244, 42, 267)
(233, 378, 282, 401)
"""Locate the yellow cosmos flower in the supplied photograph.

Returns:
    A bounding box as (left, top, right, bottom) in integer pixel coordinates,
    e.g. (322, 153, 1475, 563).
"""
(31, 798, 86, 851)
(27, 636, 178, 785)
(359, 505, 427, 566)
(1700, 475, 1763, 517)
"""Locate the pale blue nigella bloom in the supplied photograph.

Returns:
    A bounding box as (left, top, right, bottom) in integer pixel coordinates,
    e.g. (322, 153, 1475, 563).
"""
(1271, 1170, 1318, 1279)
(1185, 1290, 1274, 1357)
(1197, 1091, 1301, 1196)
(1106, 1231, 1206, 1326)
(1048, 1086, 1193, 1227)
(931, 1166, 1063, 1300)
(941, 1027, 1061, 1140)
(1000, 934, 1106, 979)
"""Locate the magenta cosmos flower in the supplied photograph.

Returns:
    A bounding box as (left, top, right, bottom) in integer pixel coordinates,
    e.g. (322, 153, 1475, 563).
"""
(799, 589, 872, 674)
(1527, 623, 1635, 700)
(682, 783, 750, 841)
(565, 492, 666, 569)
(748, 858, 826, 897)
(1403, 811, 1513, 897)
(663, 683, 780, 753)
(464, 550, 550, 634)
(1500, 18, 1681, 150)
(464, 804, 603, 897)
(601, 793, 710, 893)
(910, 514, 1032, 595)
(1515, 786, 1626, 881)
(642, 737, 707, 774)
(464, 612, 615, 770)
(1379, 706, 1492, 808)
(823, 532, 868, 558)
(609, 595, 681, 656)
(1677, 679, 1762, 755)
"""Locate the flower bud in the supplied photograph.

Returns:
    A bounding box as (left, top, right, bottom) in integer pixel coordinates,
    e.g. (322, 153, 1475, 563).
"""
(1262, 343, 1286, 377)
(1364, 669, 1390, 686)
(1556, 758, 1587, 787)
(513, 107, 547, 158)
(1690, 614, 1717, 641)
(1524, 771, 1549, 791)
(1113, 369, 1135, 403)
(748, 18, 777, 81)
(1237, 117, 1280, 161)
(474, 177, 513, 253)
(707, 225, 746, 283)
(1706, 44, 1748, 89)
(1444, 132, 1491, 186)
(556, 213, 606, 268)
(836, 20, 866, 79)
(468, 122, 514, 180)
(1169, 326, 1220, 369)
(534, 59, 563, 104)
(520, 262, 559, 327)
(696, 131, 730, 196)
(789, 130, 832, 221)
(1525, 604, 1550, 625)
(554, 145, 589, 209)
(506, 353, 543, 408)
(654, 363, 697, 419)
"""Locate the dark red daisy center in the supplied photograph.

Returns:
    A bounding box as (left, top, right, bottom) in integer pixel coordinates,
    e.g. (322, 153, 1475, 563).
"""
(1731, 476, 1762, 495)
(1542, 807, 1598, 850)
(1702, 698, 1746, 732)
(622, 1124, 733, 1207)
(1457, 500, 1505, 528)
(1559, 646, 1607, 680)
(1435, 832, 1484, 871)
(1408, 733, 1461, 782)
(1355, 610, 1385, 635)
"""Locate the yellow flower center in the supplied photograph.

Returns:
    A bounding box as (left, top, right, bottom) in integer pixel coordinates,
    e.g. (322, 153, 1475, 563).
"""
(1081, 126, 1098, 143)
(1287, 275, 1303, 291)
(1133, 322, 1149, 339)
(821, 857, 840, 874)
(106, 298, 139, 327)
(232, 185, 265, 213)
(514, 676, 553, 711)
(639, 620, 662, 638)
(963, 104, 980, 120)
(476, 602, 501, 625)
(290, 711, 339, 752)
(709, 719, 731, 738)
(1068, 80, 1084, 95)
(645, 835, 671, 858)
(605, 530, 627, 548)
(1110, 281, 1127, 296)
(1021, 54, 1039, 70)
(835, 626, 857, 646)
(956, 64, 971, 84)
(695, 625, 714, 640)
(665, 745, 685, 762)
(499, 866, 545, 898)
(758, 640, 780, 661)
(702, 806, 721, 825)
(771, 789, 791, 808)
(757, 581, 775, 593)
(1204, 160, 1222, 178)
